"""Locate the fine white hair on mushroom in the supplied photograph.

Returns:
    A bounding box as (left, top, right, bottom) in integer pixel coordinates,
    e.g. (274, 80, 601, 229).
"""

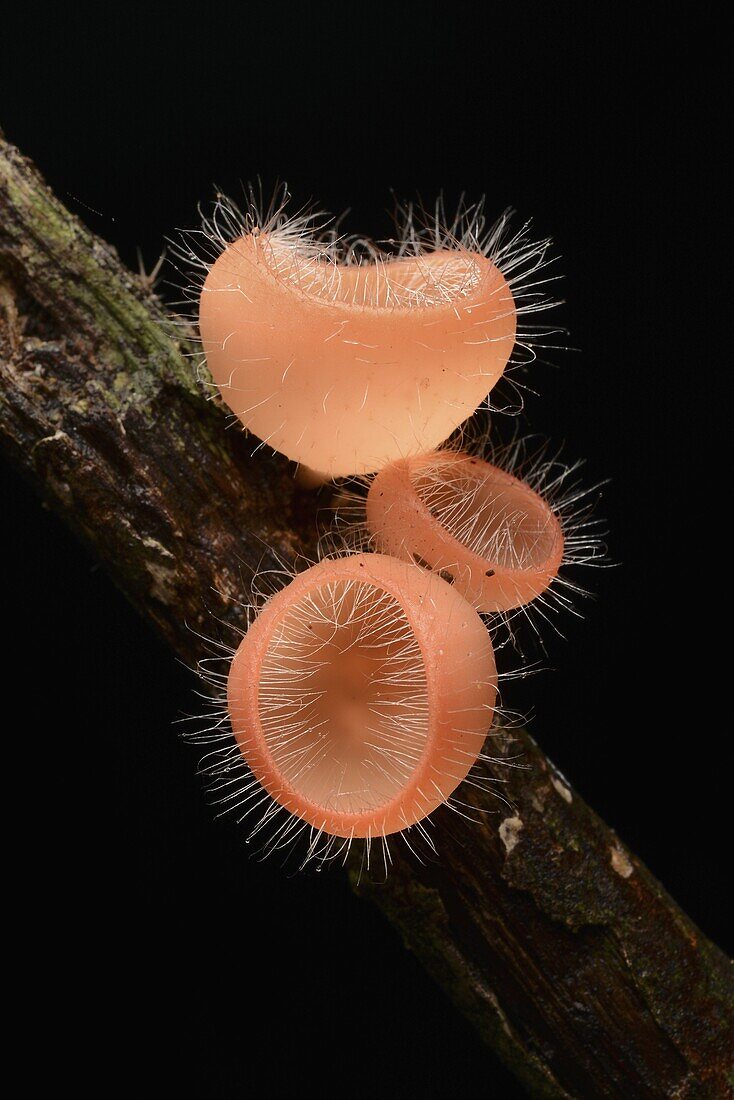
(168, 185, 563, 468)
(179, 547, 523, 877)
(325, 426, 607, 650)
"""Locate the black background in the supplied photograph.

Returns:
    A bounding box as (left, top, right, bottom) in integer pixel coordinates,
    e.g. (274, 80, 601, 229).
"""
(2, 5, 728, 1097)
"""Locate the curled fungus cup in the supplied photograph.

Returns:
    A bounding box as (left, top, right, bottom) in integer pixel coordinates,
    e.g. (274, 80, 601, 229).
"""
(227, 554, 497, 838)
(366, 451, 564, 613)
(199, 231, 516, 478)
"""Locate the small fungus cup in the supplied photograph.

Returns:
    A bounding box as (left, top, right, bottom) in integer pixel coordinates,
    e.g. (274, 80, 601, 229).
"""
(227, 553, 497, 839)
(366, 451, 564, 613)
(198, 230, 517, 479)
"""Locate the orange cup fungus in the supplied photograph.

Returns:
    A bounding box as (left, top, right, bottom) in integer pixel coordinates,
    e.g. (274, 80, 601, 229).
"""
(198, 210, 520, 479)
(366, 450, 564, 613)
(184, 189, 589, 860)
(226, 554, 497, 839)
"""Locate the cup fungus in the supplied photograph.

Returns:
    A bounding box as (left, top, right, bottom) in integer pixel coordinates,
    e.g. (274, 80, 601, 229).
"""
(364, 450, 565, 613)
(182, 186, 602, 870)
(225, 553, 497, 840)
(192, 193, 554, 479)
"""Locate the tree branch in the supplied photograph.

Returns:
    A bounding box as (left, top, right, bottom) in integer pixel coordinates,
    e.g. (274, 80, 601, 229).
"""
(1, 135, 731, 1099)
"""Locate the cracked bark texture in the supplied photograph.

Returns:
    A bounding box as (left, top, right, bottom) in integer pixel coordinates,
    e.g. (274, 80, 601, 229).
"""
(1, 134, 732, 1098)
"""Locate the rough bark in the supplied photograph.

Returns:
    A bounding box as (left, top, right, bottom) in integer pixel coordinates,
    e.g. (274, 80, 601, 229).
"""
(1, 134, 731, 1099)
